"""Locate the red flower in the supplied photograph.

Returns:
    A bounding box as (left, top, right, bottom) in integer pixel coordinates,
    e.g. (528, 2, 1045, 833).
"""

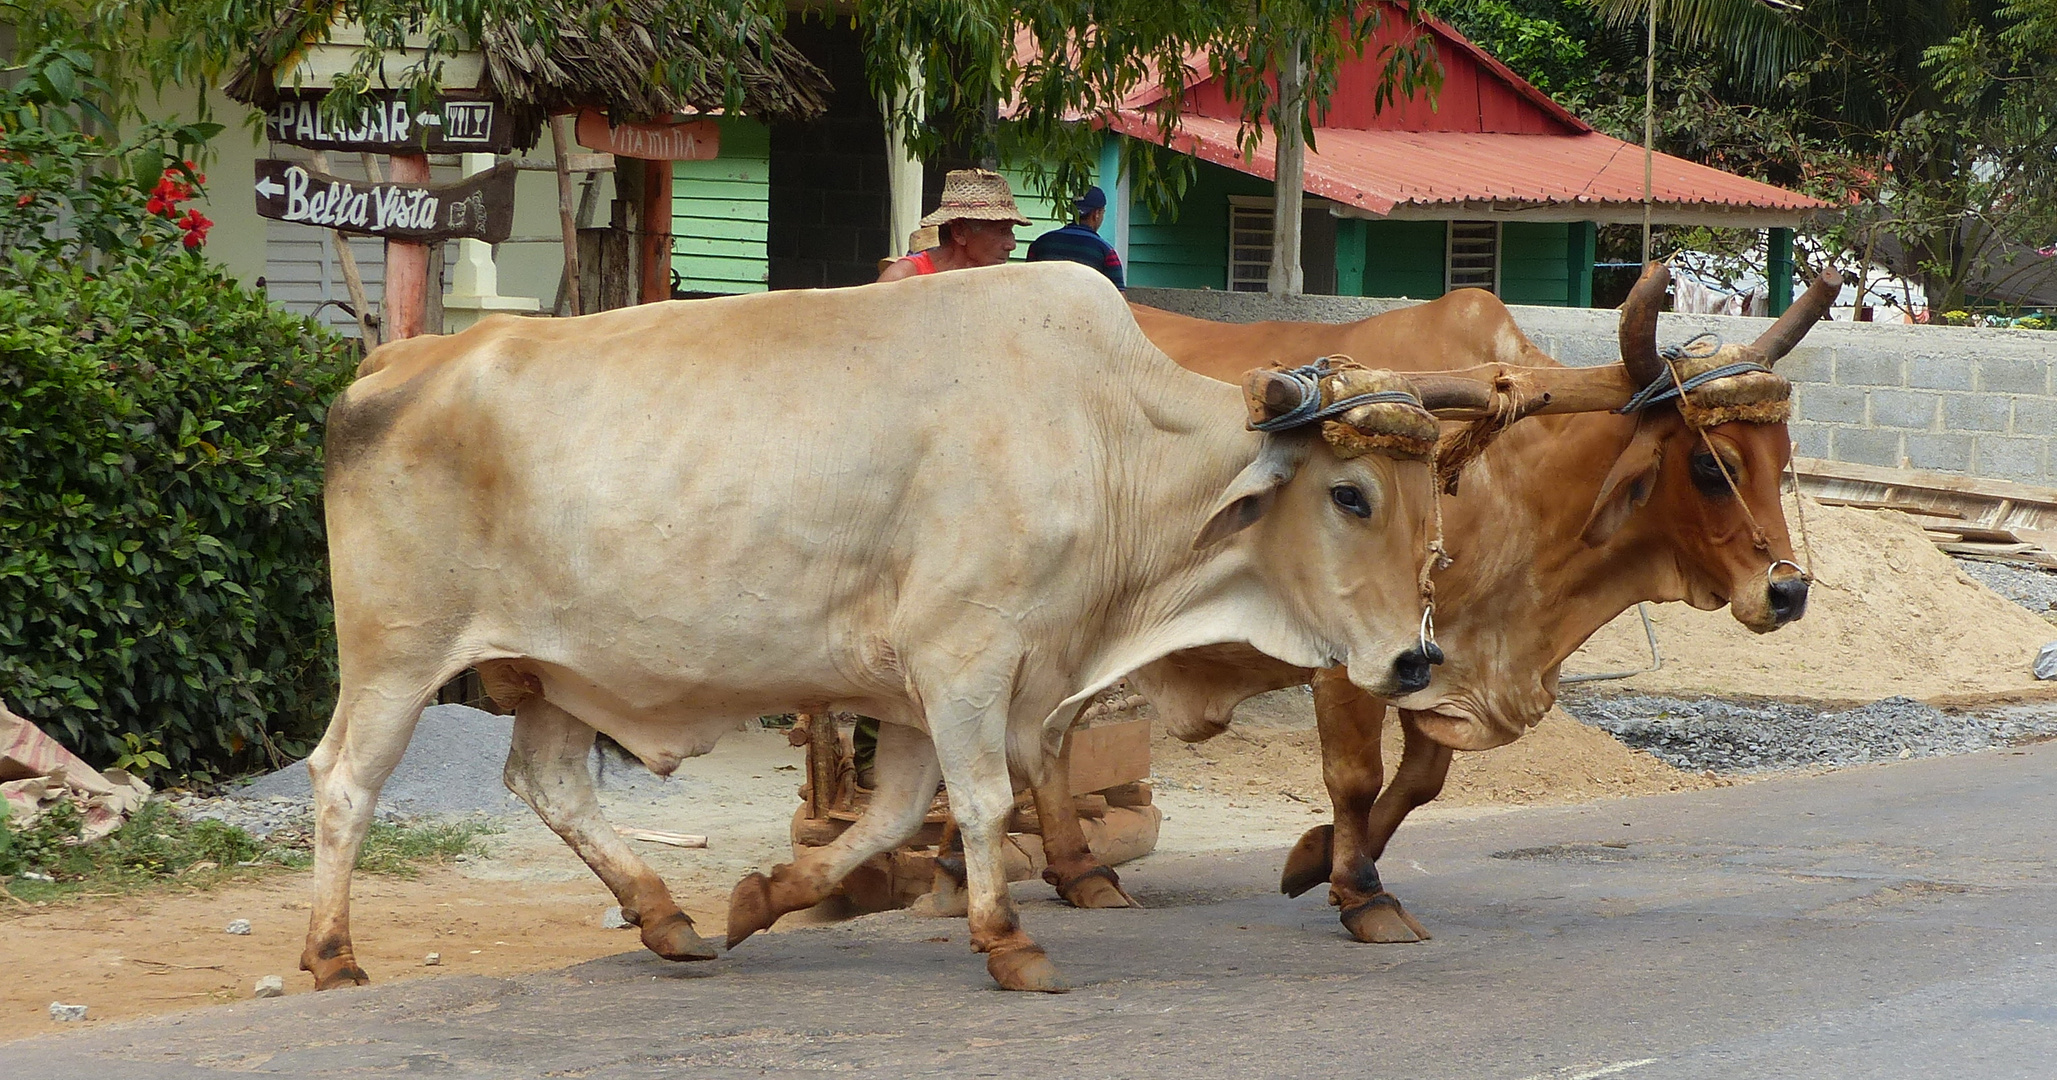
(15, 192, 31, 207)
(146, 194, 168, 214)
(177, 207, 212, 248)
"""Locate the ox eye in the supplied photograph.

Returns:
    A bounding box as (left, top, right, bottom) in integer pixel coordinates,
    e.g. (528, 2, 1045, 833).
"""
(1690, 450, 1734, 498)
(1330, 484, 1372, 519)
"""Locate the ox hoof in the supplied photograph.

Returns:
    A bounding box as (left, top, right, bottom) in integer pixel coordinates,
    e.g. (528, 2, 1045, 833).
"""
(910, 885, 970, 919)
(725, 872, 779, 949)
(987, 945, 1067, 993)
(1340, 894, 1431, 944)
(1280, 824, 1335, 898)
(641, 911, 719, 962)
(302, 956, 370, 991)
(1045, 864, 1137, 909)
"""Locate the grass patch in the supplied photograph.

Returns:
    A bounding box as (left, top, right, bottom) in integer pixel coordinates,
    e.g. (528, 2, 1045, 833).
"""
(1, 799, 497, 906)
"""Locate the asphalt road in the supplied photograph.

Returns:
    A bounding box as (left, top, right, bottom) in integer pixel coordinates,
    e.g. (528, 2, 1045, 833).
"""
(12, 741, 2057, 1079)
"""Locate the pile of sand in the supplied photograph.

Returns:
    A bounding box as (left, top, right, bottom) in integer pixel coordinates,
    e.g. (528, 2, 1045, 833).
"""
(1567, 500, 2057, 702)
(1150, 692, 1718, 809)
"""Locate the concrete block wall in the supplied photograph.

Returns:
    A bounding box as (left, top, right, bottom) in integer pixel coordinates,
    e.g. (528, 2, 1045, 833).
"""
(1127, 288, 2057, 488)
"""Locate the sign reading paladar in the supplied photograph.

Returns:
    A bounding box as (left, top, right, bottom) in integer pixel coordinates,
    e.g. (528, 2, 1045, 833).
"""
(266, 91, 514, 154)
(253, 160, 515, 243)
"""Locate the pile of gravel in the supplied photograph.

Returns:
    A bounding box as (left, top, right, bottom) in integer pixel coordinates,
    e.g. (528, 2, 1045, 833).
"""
(1561, 693, 2057, 774)
(166, 704, 677, 834)
(1953, 557, 2057, 618)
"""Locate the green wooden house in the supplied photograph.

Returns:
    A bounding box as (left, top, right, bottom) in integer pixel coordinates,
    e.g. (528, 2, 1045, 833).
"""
(667, 10, 1824, 308)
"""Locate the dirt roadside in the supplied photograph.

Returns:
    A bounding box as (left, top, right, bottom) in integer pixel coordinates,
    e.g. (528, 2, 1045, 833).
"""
(4, 698, 1721, 1042)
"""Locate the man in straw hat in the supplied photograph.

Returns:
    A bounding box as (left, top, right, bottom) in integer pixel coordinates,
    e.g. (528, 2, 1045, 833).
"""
(877, 168, 1032, 282)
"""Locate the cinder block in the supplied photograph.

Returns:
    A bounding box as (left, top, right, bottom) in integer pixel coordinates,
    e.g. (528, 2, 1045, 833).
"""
(1833, 350, 1904, 388)
(1942, 393, 2013, 433)
(1979, 357, 2050, 395)
(2015, 397, 2057, 436)
(1793, 384, 1867, 425)
(1833, 427, 1903, 468)
(1905, 433, 1977, 472)
(1775, 347, 1829, 384)
(1908, 354, 1976, 390)
(1869, 389, 1939, 431)
(1974, 436, 2047, 484)
(1789, 423, 1830, 460)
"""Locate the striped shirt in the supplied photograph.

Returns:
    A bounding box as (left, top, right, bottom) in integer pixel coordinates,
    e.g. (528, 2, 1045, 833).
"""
(1026, 223, 1125, 290)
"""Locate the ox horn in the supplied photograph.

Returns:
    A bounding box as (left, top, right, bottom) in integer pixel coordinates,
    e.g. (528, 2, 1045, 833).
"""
(1243, 368, 1317, 427)
(1751, 269, 1843, 363)
(1619, 261, 1671, 389)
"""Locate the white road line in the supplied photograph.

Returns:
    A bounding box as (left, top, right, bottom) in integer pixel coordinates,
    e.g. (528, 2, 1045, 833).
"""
(1517, 1058, 1658, 1080)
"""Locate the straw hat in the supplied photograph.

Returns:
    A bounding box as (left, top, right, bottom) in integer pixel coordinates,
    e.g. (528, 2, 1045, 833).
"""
(920, 168, 1032, 227)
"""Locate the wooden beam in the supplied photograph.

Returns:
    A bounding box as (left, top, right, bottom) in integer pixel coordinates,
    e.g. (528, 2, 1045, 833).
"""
(638, 158, 673, 305)
(382, 153, 431, 339)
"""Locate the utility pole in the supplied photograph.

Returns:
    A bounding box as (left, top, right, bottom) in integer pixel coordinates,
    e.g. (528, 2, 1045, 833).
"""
(1641, 0, 1657, 265)
(1268, 35, 1307, 296)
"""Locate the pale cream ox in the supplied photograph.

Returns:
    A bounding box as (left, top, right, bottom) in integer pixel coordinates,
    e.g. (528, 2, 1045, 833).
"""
(304, 262, 1633, 993)
(1007, 265, 1841, 946)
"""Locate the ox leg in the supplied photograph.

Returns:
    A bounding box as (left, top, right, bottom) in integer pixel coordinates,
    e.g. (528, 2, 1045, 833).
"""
(931, 708, 1065, 993)
(1036, 717, 1136, 909)
(915, 815, 970, 918)
(503, 697, 716, 962)
(728, 721, 942, 948)
(1338, 709, 1451, 945)
(301, 680, 435, 989)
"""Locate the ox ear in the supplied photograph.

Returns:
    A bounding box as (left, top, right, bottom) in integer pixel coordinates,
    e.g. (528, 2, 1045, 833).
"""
(1195, 434, 1314, 549)
(1580, 418, 1666, 547)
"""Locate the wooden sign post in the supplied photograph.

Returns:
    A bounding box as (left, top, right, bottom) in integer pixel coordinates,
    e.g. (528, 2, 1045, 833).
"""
(253, 160, 516, 243)
(575, 110, 721, 306)
(263, 90, 516, 340)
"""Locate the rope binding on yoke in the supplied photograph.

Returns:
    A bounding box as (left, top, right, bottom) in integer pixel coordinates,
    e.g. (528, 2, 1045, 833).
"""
(1619, 332, 1793, 428)
(1250, 359, 1428, 433)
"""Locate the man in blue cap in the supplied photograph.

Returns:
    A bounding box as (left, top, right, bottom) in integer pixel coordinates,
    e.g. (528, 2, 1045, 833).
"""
(1026, 185, 1124, 289)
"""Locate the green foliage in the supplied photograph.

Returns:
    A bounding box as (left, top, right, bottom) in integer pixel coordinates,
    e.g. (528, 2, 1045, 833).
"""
(10, 1, 1443, 225)
(0, 252, 355, 776)
(1, 800, 498, 900)
(112, 731, 173, 778)
(351, 817, 497, 877)
(0, 44, 221, 265)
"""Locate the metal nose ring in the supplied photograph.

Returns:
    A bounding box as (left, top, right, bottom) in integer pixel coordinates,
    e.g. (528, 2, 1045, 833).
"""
(1419, 606, 1436, 651)
(1767, 558, 1809, 583)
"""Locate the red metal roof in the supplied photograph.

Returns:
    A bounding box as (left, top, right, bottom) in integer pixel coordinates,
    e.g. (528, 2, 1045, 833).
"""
(1107, 111, 1827, 226)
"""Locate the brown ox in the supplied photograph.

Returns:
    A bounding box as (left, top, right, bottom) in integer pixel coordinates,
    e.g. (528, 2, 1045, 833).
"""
(1016, 264, 1839, 942)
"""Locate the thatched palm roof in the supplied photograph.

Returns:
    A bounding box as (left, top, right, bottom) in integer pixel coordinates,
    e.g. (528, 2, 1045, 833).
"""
(226, 4, 831, 149)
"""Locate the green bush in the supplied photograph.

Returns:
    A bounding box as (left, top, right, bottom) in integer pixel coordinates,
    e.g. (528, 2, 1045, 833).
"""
(0, 253, 356, 776)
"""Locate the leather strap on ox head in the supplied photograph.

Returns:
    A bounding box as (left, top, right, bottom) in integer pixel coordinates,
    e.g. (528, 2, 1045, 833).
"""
(1250, 359, 1428, 433)
(1247, 356, 1449, 653)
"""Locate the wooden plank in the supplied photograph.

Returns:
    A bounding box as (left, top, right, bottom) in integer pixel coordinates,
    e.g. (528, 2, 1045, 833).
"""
(1065, 719, 1151, 797)
(1814, 497, 1965, 518)
(1793, 458, 2057, 508)
(1923, 524, 2026, 544)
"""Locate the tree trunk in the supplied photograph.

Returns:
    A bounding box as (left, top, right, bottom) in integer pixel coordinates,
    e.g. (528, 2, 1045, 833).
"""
(1268, 37, 1307, 296)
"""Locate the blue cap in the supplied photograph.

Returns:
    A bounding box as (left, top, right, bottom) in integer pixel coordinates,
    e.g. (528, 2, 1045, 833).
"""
(1075, 186, 1108, 212)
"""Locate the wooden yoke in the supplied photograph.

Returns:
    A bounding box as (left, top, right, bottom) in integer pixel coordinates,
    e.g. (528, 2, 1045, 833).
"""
(1404, 363, 1639, 420)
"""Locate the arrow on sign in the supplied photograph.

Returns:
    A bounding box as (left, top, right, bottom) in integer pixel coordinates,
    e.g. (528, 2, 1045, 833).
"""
(254, 176, 284, 199)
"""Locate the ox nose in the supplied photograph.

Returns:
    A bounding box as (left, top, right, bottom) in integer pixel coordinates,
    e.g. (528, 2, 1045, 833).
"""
(1768, 576, 1809, 625)
(1389, 641, 1445, 695)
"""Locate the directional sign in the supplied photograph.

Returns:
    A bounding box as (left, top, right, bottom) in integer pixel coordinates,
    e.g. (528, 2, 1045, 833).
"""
(266, 92, 515, 154)
(575, 109, 720, 161)
(253, 159, 516, 243)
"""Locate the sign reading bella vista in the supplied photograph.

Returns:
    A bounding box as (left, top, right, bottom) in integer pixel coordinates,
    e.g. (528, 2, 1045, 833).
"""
(266, 92, 514, 154)
(254, 159, 516, 242)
